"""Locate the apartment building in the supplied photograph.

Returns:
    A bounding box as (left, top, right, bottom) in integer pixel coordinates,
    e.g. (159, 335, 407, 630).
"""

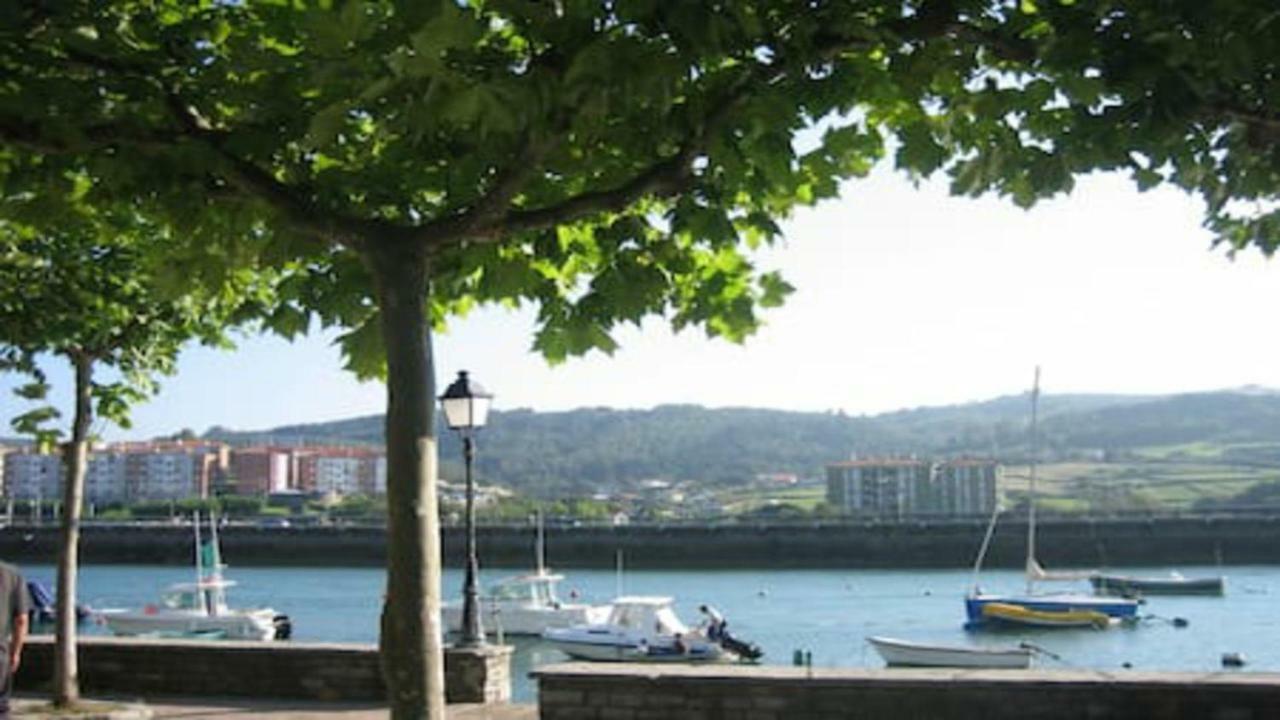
(228, 447, 293, 495)
(295, 448, 384, 496)
(826, 457, 999, 520)
(3, 450, 61, 501)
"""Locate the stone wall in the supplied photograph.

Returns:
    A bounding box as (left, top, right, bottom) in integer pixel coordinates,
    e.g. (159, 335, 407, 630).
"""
(15, 637, 511, 704)
(2, 516, 1276, 569)
(535, 663, 1280, 720)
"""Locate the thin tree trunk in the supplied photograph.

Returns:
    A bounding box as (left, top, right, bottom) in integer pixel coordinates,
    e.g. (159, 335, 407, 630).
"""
(55, 350, 92, 707)
(368, 243, 445, 719)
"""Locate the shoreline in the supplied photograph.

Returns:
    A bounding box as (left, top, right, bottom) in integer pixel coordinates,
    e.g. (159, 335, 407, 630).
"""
(0, 514, 1271, 568)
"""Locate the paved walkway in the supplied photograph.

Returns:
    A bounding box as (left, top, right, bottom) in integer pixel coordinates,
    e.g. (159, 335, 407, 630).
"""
(14, 696, 537, 719)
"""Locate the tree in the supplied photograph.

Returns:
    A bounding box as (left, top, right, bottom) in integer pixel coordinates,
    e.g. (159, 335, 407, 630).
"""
(2, 2, 1276, 716)
(0, 200, 268, 707)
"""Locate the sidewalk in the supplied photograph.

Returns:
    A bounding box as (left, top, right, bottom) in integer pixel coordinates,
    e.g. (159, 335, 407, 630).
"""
(14, 696, 537, 719)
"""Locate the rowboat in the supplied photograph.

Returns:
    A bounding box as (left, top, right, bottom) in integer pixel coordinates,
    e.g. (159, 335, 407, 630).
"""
(1089, 573, 1225, 597)
(867, 636, 1034, 669)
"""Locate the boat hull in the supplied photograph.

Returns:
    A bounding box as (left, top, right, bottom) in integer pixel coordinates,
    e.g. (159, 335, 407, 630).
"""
(545, 635, 730, 663)
(867, 636, 1033, 669)
(1089, 574, 1225, 597)
(101, 609, 278, 641)
(443, 602, 608, 636)
(978, 602, 1110, 629)
(965, 594, 1137, 628)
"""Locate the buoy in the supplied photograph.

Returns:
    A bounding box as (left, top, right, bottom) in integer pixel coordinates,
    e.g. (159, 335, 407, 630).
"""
(1172, 617, 1189, 628)
(1121, 662, 1132, 669)
(1222, 652, 1246, 668)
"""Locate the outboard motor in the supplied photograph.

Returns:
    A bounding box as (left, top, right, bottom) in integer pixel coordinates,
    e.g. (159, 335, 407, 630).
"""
(273, 614, 293, 640)
(721, 630, 764, 662)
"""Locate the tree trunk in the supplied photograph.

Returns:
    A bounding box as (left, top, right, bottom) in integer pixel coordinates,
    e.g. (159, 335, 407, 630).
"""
(55, 351, 92, 707)
(368, 243, 445, 719)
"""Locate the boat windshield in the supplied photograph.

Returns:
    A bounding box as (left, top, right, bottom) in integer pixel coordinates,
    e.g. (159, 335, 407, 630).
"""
(489, 581, 532, 601)
(161, 590, 202, 611)
(609, 604, 654, 630)
(653, 607, 688, 634)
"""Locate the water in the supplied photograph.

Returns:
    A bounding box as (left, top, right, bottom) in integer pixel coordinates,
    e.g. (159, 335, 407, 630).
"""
(23, 563, 1278, 702)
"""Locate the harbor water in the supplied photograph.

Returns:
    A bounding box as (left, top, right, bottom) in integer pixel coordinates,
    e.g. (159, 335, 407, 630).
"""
(23, 563, 1278, 702)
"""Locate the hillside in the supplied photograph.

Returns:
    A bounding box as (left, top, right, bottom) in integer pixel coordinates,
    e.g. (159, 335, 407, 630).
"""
(201, 388, 1280, 497)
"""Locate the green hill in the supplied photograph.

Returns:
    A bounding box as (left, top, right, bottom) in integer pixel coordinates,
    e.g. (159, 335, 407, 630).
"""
(200, 388, 1280, 497)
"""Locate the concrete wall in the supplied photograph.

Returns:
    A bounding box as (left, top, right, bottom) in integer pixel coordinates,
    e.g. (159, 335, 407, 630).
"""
(14, 637, 511, 704)
(535, 663, 1280, 720)
(0, 516, 1276, 568)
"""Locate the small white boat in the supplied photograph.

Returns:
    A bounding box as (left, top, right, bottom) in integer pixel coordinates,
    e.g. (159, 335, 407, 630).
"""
(101, 512, 289, 641)
(443, 570, 610, 636)
(544, 596, 737, 663)
(867, 636, 1034, 669)
(444, 513, 610, 636)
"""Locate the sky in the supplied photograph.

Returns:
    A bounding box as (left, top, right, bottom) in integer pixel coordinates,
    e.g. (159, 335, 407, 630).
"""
(3, 166, 1279, 441)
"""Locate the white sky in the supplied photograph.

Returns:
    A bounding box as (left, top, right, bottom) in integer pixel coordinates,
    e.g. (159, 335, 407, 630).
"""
(4, 166, 1278, 441)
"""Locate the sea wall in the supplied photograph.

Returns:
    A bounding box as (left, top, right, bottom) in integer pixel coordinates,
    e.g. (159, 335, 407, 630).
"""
(0, 515, 1273, 568)
(14, 636, 511, 703)
(535, 663, 1280, 720)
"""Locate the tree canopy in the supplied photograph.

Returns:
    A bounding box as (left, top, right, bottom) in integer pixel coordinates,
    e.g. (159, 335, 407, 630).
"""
(3, 1, 1272, 373)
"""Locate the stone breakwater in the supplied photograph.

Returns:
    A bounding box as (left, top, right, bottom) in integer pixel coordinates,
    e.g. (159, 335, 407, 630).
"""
(0, 515, 1275, 568)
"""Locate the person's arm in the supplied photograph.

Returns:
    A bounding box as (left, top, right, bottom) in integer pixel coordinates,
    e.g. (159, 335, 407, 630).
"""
(9, 611, 27, 674)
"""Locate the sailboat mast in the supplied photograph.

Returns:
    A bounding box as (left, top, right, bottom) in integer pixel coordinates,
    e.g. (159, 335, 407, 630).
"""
(535, 510, 546, 575)
(193, 510, 208, 613)
(1025, 366, 1041, 595)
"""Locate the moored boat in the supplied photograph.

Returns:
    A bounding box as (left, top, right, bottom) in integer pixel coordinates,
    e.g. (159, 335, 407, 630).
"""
(1089, 573, 1225, 597)
(964, 369, 1139, 629)
(544, 596, 755, 663)
(100, 512, 290, 641)
(444, 512, 610, 636)
(867, 635, 1034, 668)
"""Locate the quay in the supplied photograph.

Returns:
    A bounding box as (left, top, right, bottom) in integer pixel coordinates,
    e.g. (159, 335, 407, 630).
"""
(12, 638, 1280, 719)
(2, 514, 1279, 568)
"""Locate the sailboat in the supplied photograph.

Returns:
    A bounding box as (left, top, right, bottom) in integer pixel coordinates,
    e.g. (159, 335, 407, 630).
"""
(100, 511, 290, 640)
(964, 368, 1139, 629)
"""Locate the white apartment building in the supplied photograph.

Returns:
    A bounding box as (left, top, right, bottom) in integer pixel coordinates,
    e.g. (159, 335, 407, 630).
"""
(311, 456, 364, 495)
(3, 451, 61, 501)
(85, 451, 129, 503)
(127, 451, 201, 500)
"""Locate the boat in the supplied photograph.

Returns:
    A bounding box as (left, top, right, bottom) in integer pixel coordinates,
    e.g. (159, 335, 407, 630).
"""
(1089, 572, 1225, 597)
(867, 635, 1034, 668)
(100, 512, 290, 641)
(443, 513, 610, 636)
(965, 369, 1139, 629)
(543, 596, 756, 663)
(979, 602, 1110, 629)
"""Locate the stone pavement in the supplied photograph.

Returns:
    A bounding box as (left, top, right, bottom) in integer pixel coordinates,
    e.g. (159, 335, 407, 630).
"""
(13, 696, 537, 720)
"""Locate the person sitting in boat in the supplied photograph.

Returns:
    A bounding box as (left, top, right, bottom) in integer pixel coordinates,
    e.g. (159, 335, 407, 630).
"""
(699, 604, 726, 641)
(673, 633, 687, 654)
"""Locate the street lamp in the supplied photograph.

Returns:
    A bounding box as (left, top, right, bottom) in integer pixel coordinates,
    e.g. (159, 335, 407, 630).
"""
(439, 370, 494, 647)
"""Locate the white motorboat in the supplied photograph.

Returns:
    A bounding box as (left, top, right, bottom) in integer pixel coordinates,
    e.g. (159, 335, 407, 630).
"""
(867, 636, 1034, 669)
(444, 513, 610, 636)
(100, 512, 289, 641)
(544, 596, 740, 663)
(443, 570, 610, 636)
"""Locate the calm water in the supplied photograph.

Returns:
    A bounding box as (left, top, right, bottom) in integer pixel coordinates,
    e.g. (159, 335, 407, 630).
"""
(22, 563, 1278, 702)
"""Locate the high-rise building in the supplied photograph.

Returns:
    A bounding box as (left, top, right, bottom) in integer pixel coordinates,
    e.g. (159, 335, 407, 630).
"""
(826, 457, 999, 519)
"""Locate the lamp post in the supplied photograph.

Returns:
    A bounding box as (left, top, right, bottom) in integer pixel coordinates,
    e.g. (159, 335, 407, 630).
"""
(439, 370, 494, 647)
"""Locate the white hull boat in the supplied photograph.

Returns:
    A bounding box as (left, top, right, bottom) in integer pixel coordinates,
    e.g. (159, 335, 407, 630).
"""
(100, 605, 280, 641)
(544, 596, 741, 663)
(101, 511, 289, 642)
(443, 570, 610, 636)
(867, 636, 1034, 669)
